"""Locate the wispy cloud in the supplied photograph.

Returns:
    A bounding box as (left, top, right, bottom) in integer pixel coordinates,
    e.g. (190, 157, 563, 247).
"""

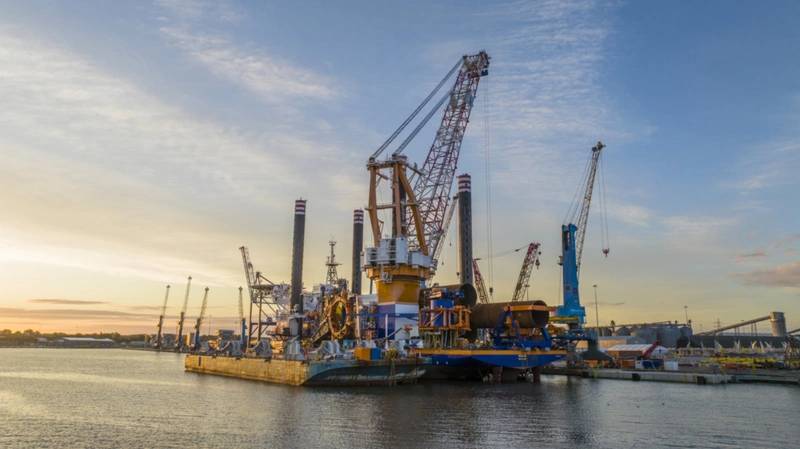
(28, 299, 109, 305)
(154, 0, 243, 23)
(734, 261, 800, 288)
(158, 25, 337, 102)
(735, 251, 768, 262)
(467, 0, 623, 203)
(607, 203, 652, 227)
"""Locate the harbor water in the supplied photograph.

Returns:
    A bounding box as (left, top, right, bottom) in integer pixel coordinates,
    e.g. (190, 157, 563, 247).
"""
(0, 348, 797, 449)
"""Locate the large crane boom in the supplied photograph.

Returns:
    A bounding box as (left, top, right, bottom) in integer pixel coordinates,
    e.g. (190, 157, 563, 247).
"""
(192, 287, 210, 351)
(408, 51, 490, 260)
(567, 141, 607, 271)
(472, 259, 490, 304)
(511, 243, 541, 302)
(238, 286, 246, 347)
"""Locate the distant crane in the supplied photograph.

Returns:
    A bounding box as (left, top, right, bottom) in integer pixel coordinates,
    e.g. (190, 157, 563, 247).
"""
(511, 242, 541, 302)
(154, 284, 170, 349)
(175, 276, 192, 351)
(238, 286, 246, 347)
(325, 240, 340, 286)
(472, 259, 490, 304)
(192, 287, 210, 351)
(557, 142, 609, 325)
(240, 246, 288, 345)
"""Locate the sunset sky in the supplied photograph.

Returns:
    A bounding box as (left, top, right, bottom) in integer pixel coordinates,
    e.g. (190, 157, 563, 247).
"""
(1, 0, 798, 334)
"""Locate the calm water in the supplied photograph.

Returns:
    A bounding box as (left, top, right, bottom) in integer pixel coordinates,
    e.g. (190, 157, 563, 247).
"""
(0, 349, 797, 449)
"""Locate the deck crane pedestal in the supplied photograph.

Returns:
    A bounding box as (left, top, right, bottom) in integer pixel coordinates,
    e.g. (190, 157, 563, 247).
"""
(556, 141, 609, 329)
(363, 51, 489, 339)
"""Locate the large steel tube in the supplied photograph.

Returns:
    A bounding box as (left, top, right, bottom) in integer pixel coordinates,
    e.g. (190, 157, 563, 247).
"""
(351, 209, 364, 295)
(290, 199, 306, 314)
(457, 174, 473, 286)
(470, 300, 549, 329)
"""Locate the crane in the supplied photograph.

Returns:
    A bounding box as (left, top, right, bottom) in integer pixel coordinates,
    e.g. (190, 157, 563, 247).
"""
(154, 284, 170, 349)
(472, 259, 490, 304)
(175, 276, 192, 351)
(240, 246, 289, 345)
(557, 142, 609, 325)
(364, 51, 489, 310)
(511, 242, 541, 302)
(192, 287, 210, 351)
(238, 286, 246, 347)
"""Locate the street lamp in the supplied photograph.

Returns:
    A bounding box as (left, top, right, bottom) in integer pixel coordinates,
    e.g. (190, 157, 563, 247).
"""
(592, 284, 600, 337)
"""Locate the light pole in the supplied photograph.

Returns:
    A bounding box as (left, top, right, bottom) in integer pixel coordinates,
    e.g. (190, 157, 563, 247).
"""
(592, 284, 600, 337)
(683, 305, 689, 325)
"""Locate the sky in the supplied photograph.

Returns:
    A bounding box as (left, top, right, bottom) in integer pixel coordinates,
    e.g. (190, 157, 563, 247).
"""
(1, 0, 798, 334)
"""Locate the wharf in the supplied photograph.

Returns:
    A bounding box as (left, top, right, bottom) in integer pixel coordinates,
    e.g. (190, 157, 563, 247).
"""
(543, 367, 800, 385)
(185, 354, 426, 386)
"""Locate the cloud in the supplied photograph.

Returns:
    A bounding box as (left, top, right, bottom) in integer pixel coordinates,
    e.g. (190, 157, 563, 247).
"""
(735, 251, 767, 262)
(607, 203, 651, 227)
(154, 0, 243, 23)
(732, 141, 800, 193)
(28, 299, 109, 305)
(735, 261, 800, 288)
(663, 215, 737, 239)
(159, 26, 338, 102)
(0, 307, 156, 321)
(464, 0, 622, 203)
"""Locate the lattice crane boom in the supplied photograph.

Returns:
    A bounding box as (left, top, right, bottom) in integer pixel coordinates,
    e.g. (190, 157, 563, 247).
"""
(568, 141, 606, 271)
(511, 243, 541, 302)
(406, 51, 490, 259)
(472, 259, 490, 304)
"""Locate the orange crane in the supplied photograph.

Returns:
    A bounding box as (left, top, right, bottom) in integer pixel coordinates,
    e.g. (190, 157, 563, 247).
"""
(472, 259, 490, 304)
(511, 243, 541, 302)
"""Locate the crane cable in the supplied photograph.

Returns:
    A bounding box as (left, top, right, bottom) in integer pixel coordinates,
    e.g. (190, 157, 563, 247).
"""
(372, 59, 461, 160)
(599, 152, 610, 254)
(482, 75, 494, 298)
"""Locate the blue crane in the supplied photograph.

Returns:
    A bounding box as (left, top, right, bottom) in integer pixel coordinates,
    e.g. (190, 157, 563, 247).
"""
(557, 142, 609, 326)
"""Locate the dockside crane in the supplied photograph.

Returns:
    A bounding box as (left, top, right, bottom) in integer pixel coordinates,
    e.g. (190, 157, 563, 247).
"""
(511, 242, 542, 302)
(472, 259, 490, 304)
(192, 287, 210, 351)
(175, 276, 192, 351)
(240, 246, 288, 346)
(364, 51, 490, 310)
(154, 284, 170, 349)
(557, 142, 609, 325)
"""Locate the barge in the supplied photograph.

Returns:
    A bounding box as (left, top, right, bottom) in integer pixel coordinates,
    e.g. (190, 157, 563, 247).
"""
(185, 354, 426, 386)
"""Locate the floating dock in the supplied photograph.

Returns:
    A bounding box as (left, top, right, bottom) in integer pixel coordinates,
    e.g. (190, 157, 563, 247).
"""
(543, 366, 800, 385)
(185, 354, 426, 386)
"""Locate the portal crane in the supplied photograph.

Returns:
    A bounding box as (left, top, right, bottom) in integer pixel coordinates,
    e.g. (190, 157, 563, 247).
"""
(557, 142, 609, 325)
(175, 276, 192, 351)
(472, 259, 490, 304)
(155, 284, 170, 349)
(511, 242, 541, 302)
(364, 51, 489, 311)
(240, 246, 289, 345)
(192, 287, 210, 351)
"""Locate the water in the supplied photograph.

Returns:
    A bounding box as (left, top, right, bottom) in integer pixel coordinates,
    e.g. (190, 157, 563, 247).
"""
(0, 349, 797, 449)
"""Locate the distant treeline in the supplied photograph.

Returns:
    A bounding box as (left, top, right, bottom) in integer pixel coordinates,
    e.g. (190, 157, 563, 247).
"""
(0, 329, 146, 346)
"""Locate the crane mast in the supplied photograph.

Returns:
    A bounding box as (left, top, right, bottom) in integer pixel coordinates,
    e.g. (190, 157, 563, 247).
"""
(472, 259, 490, 304)
(192, 287, 210, 351)
(558, 141, 608, 325)
(511, 243, 541, 302)
(155, 284, 170, 349)
(363, 51, 488, 337)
